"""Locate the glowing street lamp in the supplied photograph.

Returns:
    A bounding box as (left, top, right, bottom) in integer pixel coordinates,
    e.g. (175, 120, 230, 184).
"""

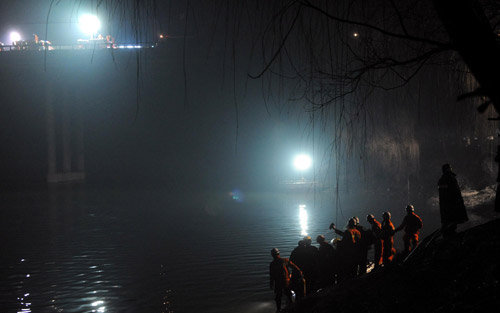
(10, 31, 21, 44)
(79, 14, 101, 38)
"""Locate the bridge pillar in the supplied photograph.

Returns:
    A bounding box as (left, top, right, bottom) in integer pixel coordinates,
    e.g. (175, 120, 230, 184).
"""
(61, 95, 72, 173)
(75, 104, 85, 173)
(45, 80, 57, 177)
(45, 80, 86, 183)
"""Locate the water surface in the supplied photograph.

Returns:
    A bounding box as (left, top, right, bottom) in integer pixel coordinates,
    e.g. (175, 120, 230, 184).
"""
(1, 184, 341, 313)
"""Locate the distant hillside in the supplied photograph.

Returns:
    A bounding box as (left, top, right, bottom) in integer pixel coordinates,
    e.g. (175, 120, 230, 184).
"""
(284, 217, 500, 313)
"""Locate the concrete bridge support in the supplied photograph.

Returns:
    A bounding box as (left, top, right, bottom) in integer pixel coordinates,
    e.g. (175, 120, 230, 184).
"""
(45, 80, 86, 183)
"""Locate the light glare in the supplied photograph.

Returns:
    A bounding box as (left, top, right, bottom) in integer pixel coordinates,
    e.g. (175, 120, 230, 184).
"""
(293, 154, 312, 171)
(10, 31, 21, 43)
(79, 15, 101, 36)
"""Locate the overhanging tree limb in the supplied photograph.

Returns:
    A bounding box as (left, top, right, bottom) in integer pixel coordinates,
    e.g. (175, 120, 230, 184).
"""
(433, 0, 500, 114)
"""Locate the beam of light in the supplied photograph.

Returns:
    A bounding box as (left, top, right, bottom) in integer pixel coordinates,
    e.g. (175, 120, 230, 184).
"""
(10, 31, 21, 43)
(79, 14, 101, 36)
(293, 154, 312, 171)
(299, 204, 308, 236)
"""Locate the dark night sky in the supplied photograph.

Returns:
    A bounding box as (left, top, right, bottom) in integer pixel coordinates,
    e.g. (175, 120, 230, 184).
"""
(2, 1, 492, 194)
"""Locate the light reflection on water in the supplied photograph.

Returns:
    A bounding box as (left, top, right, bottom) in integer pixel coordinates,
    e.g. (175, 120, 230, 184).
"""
(91, 300, 105, 312)
(299, 204, 308, 236)
(0, 185, 340, 313)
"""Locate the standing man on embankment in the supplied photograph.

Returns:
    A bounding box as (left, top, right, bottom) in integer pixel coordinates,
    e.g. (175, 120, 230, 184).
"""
(438, 164, 468, 238)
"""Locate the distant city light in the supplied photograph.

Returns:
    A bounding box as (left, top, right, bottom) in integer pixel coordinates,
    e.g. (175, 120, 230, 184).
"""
(293, 154, 312, 171)
(79, 14, 101, 37)
(353, 32, 359, 37)
(10, 31, 21, 43)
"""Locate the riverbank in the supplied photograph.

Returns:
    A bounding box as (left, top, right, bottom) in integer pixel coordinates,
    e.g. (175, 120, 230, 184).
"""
(283, 205, 500, 313)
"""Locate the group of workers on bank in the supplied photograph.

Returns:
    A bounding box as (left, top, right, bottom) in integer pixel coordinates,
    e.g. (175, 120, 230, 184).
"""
(269, 163, 469, 312)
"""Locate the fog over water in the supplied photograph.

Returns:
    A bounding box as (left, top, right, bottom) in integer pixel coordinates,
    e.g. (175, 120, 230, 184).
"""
(0, 181, 454, 313)
(2, 2, 500, 312)
(0, 185, 333, 313)
(0, 40, 347, 313)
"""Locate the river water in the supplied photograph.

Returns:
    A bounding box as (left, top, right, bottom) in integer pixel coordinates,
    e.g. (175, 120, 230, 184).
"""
(1, 179, 495, 313)
(0, 184, 348, 313)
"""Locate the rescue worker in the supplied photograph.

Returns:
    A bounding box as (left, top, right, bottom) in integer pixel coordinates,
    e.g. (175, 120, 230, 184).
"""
(380, 211, 396, 265)
(329, 237, 342, 284)
(329, 218, 361, 280)
(353, 216, 371, 275)
(105, 34, 115, 48)
(366, 214, 383, 268)
(438, 164, 468, 238)
(299, 236, 319, 294)
(395, 204, 423, 254)
(269, 248, 303, 312)
(316, 234, 335, 287)
(289, 240, 307, 299)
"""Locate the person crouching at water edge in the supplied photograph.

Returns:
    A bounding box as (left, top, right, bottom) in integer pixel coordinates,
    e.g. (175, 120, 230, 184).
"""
(269, 248, 304, 312)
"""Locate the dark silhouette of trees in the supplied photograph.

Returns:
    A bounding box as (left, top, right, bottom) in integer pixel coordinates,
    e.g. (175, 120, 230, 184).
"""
(75, 0, 500, 204)
(73, 0, 500, 114)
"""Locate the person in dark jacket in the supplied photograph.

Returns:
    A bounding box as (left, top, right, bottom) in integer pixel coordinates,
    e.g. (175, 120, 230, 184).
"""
(316, 234, 335, 287)
(438, 164, 468, 237)
(380, 211, 396, 265)
(366, 214, 383, 268)
(298, 236, 318, 294)
(353, 216, 371, 275)
(289, 240, 307, 299)
(395, 204, 423, 254)
(330, 218, 361, 280)
(270, 248, 303, 312)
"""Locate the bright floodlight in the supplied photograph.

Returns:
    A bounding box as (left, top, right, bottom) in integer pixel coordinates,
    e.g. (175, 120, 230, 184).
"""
(10, 31, 21, 43)
(79, 14, 101, 36)
(293, 154, 312, 171)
